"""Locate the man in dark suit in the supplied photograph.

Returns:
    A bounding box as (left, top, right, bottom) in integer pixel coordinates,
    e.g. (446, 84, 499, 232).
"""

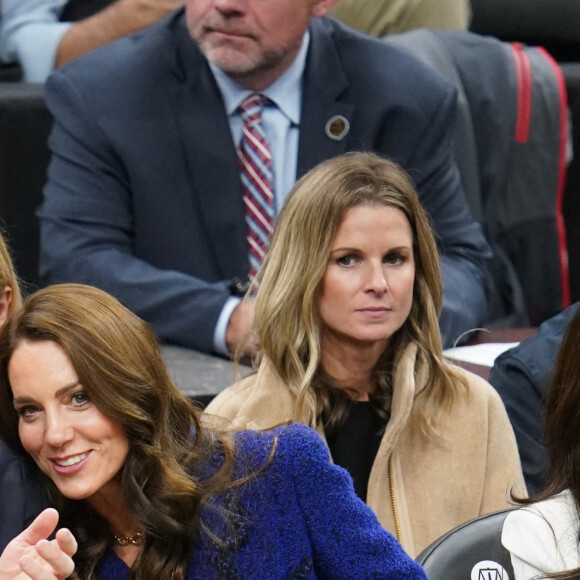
(39, 0, 491, 356)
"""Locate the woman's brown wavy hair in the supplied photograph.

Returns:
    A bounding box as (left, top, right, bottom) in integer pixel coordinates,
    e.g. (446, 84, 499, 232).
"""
(0, 284, 240, 580)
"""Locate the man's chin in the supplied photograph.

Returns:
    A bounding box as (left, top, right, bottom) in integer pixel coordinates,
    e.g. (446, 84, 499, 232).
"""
(196, 38, 256, 71)
(205, 51, 259, 78)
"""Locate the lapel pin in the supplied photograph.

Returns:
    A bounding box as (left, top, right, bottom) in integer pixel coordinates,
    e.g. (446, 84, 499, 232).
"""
(325, 115, 350, 141)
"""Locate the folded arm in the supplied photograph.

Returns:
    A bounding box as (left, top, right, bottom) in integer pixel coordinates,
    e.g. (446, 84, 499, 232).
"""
(40, 70, 240, 354)
(0, 0, 183, 82)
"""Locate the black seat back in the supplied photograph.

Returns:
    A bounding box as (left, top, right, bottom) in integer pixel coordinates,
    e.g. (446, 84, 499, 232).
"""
(416, 510, 514, 580)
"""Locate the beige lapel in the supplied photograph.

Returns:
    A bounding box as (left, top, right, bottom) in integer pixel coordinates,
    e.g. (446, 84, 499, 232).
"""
(367, 342, 425, 554)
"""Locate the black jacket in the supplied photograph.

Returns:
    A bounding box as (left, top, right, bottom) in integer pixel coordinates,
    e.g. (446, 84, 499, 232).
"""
(489, 303, 580, 494)
(0, 440, 48, 551)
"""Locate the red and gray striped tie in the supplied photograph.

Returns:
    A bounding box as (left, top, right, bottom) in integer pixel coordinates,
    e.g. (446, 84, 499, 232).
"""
(238, 94, 274, 283)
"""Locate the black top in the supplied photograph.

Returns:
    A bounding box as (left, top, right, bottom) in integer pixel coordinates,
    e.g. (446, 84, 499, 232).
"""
(326, 402, 387, 502)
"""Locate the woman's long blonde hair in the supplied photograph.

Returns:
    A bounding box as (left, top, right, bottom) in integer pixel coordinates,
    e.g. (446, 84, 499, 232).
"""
(253, 152, 466, 433)
(0, 230, 22, 316)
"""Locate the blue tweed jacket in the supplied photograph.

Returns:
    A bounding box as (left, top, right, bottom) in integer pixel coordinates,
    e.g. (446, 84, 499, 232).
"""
(97, 423, 426, 579)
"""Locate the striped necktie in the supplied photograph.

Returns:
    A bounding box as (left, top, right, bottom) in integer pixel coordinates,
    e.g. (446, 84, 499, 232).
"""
(238, 94, 275, 282)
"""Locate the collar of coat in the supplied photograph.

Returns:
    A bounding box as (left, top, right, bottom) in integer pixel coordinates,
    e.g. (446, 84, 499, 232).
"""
(236, 342, 428, 448)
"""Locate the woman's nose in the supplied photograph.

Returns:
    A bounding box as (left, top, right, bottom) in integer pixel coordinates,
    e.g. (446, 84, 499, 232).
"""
(44, 412, 74, 447)
(366, 261, 388, 294)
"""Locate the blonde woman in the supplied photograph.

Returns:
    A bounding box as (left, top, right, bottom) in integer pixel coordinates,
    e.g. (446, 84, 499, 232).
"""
(207, 152, 526, 557)
(0, 231, 22, 326)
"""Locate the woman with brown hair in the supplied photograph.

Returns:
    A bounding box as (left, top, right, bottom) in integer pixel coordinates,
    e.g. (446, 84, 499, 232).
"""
(207, 151, 526, 557)
(502, 305, 580, 579)
(0, 283, 427, 579)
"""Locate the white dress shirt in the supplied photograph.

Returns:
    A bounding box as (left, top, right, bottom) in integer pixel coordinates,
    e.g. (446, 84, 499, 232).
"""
(0, 0, 70, 82)
(209, 33, 309, 355)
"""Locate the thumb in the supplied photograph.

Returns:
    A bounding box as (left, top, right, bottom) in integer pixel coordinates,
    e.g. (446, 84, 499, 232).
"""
(18, 508, 59, 546)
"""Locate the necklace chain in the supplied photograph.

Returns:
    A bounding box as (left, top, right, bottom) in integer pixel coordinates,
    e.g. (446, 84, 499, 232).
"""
(114, 531, 145, 546)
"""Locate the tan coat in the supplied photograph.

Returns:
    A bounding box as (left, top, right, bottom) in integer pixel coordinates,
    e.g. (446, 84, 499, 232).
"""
(206, 344, 526, 557)
(331, 0, 471, 37)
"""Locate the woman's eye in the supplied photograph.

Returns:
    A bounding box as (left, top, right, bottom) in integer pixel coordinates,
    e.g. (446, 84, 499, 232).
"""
(70, 391, 90, 407)
(15, 405, 39, 419)
(384, 253, 405, 265)
(337, 255, 357, 266)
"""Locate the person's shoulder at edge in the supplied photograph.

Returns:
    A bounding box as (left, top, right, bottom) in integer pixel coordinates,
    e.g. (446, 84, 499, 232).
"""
(491, 303, 580, 387)
(502, 490, 580, 575)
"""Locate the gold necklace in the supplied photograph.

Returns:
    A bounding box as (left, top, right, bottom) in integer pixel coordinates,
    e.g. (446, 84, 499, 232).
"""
(113, 531, 146, 546)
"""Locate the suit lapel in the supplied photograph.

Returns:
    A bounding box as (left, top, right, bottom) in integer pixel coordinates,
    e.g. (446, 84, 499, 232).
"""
(166, 18, 249, 280)
(297, 19, 354, 180)
(164, 16, 355, 278)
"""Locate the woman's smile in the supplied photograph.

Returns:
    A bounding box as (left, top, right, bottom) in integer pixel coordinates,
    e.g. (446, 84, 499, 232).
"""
(50, 451, 91, 472)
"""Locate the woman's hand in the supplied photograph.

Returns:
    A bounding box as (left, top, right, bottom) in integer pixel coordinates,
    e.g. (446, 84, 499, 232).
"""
(0, 509, 76, 579)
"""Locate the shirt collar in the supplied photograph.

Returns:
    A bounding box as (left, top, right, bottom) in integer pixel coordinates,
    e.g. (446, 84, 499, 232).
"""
(209, 31, 309, 127)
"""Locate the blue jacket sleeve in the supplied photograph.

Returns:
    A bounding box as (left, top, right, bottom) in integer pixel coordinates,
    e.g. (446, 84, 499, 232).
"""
(278, 424, 427, 579)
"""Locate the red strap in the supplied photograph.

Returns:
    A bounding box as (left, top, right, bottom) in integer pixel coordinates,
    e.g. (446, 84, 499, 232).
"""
(537, 46, 571, 307)
(511, 43, 532, 144)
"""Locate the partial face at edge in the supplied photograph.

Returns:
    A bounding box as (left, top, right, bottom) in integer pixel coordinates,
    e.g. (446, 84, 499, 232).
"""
(0, 285, 12, 327)
(8, 340, 129, 505)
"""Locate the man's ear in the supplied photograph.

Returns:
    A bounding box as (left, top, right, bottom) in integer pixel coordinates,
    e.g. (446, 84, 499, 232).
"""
(0, 286, 12, 327)
(311, 0, 341, 18)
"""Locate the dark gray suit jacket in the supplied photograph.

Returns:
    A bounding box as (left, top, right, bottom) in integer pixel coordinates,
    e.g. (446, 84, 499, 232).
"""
(39, 11, 491, 353)
(0, 440, 48, 551)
